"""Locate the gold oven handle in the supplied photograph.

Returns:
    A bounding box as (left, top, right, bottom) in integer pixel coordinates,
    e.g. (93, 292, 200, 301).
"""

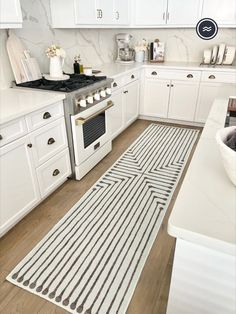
(75, 100, 114, 125)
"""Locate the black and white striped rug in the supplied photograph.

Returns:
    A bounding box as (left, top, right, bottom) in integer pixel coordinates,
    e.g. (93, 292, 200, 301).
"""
(7, 124, 199, 314)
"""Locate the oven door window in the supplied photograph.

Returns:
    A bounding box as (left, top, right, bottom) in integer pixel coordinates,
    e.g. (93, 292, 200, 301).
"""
(82, 112, 106, 148)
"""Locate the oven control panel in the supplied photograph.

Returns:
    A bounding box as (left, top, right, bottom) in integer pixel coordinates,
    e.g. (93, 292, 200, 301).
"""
(75, 85, 112, 113)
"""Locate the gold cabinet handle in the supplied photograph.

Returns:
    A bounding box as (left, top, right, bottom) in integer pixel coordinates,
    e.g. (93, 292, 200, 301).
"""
(75, 100, 114, 125)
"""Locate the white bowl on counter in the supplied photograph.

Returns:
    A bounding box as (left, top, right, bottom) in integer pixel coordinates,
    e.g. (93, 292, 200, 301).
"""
(216, 126, 236, 186)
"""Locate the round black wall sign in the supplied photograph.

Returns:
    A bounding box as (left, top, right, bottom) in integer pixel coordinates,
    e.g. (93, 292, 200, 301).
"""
(196, 18, 218, 40)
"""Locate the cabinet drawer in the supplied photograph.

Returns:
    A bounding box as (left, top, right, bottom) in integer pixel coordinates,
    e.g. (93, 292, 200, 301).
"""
(145, 68, 201, 81)
(31, 117, 68, 167)
(123, 70, 140, 85)
(201, 71, 236, 83)
(26, 101, 64, 131)
(111, 76, 124, 91)
(0, 118, 27, 147)
(36, 148, 71, 198)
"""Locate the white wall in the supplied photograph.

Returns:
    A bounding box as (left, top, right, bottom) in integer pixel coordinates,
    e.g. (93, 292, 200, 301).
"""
(0, 0, 235, 89)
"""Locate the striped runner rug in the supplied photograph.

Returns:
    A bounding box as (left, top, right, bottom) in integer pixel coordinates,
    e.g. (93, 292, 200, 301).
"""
(7, 124, 199, 314)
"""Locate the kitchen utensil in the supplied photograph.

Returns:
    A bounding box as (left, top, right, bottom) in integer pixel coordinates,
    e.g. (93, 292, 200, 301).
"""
(116, 33, 135, 63)
(222, 46, 236, 65)
(119, 48, 135, 62)
(211, 45, 219, 64)
(203, 49, 212, 64)
(216, 43, 226, 65)
(6, 30, 29, 83)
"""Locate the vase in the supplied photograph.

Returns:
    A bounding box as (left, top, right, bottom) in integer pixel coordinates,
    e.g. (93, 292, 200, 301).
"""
(49, 56, 64, 77)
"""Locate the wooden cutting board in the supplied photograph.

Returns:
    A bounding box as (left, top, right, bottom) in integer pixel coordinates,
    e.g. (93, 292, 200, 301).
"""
(6, 30, 42, 83)
(6, 30, 28, 84)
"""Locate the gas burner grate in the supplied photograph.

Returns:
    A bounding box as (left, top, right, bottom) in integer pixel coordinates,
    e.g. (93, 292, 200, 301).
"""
(16, 74, 107, 92)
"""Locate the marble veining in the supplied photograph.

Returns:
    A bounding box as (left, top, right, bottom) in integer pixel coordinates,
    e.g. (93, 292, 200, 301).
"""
(0, 0, 235, 89)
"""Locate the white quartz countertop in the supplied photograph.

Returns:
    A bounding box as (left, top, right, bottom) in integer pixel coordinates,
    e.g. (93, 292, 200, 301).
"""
(98, 61, 236, 78)
(168, 98, 236, 256)
(0, 89, 65, 125)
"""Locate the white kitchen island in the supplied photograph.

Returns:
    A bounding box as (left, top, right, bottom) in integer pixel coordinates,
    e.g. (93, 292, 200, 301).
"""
(167, 98, 236, 314)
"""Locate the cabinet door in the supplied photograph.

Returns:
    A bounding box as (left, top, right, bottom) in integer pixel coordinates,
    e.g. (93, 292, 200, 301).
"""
(0, 0, 22, 26)
(167, 0, 202, 25)
(109, 89, 124, 139)
(113, 0, 130, 25)
(135, 0, 168, 25)
(202, 0, 236, 26)
(98, 0, 114, 24)
(74, 0, 97, 24)
(141, 79, 170, 118)
(168, 81, 199, 121)
(195, 83, 236, 123)
(0, 136, 40, 235)
(124, 81, 140, 126)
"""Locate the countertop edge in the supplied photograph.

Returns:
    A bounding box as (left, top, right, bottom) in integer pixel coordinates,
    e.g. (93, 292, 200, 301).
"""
(167, 98, 236, 256)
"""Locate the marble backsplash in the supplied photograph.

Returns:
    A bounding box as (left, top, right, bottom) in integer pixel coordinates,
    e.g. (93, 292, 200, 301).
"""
(1, 0, 236, 88)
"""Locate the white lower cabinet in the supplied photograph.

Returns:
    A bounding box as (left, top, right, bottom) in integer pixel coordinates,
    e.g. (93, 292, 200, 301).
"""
(0, 136, 40, 235)
(124, 80, 139, 126)
(0, 101, 71, 237)
(110, 73, 140, 140)
(110, 89, 124, 139)
(141, 79, 170, 117)
(141, 70, 200, 122)
(168, 81, 199, 121)
(195, 83, 236, 123)
(37, 149, 71, 198)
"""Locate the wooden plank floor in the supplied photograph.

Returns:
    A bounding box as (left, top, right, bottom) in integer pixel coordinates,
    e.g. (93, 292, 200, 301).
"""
(0, 119, 201, 314)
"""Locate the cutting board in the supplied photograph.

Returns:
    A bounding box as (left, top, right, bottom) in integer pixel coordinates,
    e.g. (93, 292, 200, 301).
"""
(6, 30, 42, 84)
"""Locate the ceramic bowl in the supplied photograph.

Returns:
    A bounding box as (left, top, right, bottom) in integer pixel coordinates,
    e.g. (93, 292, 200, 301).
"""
(216, 126, 236, 186)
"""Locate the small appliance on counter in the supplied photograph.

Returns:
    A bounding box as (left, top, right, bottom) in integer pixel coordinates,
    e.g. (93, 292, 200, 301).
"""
(201, 44, 236, 66)
(149, 39, 165, 63)
(116, 33, 135, 64)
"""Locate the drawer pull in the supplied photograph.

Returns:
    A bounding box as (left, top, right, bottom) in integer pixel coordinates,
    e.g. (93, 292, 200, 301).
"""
(43, 112, 52, 119)
(187, 74, 193, 78)
(167, 84, 170, 87)
(131, 75, 135, 79)
(151, 71, 157, 75)
(53, 169, 60, 176)
(113, 82, 117, 88)
(123, 90, 128, 94)
(208, 75, 216, 79)
(47, 137, 56, 145)
(0, 134, 3, 140)
(27, 143, 33, 148)
(171, 84, 174, 87)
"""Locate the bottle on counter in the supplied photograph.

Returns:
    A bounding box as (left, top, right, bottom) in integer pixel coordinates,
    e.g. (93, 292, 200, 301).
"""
(79, 60, 84, 74)
(73, 55, 81, 74)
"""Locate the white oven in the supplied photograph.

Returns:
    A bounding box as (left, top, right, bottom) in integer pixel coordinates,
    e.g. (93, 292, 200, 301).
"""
(70, 99, 113, 180)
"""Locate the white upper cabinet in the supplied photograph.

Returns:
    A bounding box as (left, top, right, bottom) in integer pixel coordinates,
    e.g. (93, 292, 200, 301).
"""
(50, 0, 129, 28)
(202, 0, 236, 26)
(0, 0, 22, 28)
(50, 0, 236, 28)
(135, 0, 167, 25)
(74, 0, 98, 25)
(167, 0, 202, 26)
(134, 0, 202, 27)
(114, 0, 130, 25)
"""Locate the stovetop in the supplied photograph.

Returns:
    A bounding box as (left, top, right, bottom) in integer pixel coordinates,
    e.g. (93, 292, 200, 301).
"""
(16, 74, 107, 92)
